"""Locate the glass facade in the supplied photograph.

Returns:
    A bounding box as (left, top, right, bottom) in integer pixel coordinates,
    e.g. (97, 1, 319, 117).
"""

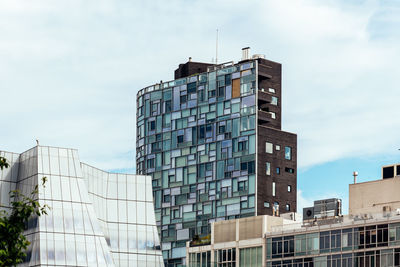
(137, 61, 258, 263)
(0, 145, 163, 267)
(188, 251, 211, 267)
(267, 222, 400, 267)
(239, 247, 262, 267)
(188, 246, 264, 267)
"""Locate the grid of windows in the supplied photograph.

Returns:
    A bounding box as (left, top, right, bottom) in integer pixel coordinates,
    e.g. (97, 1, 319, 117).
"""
(216, 248, 236, 267)
(267, 223, 395, 260)
(188, 251, 211, 267)
(268, 249, 400, 267)
(137, 62, 258, 260)
(240, 247, 262, 267)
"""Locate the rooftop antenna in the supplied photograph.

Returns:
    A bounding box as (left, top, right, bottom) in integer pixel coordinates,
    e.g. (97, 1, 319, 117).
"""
(215, 29, 218, 64)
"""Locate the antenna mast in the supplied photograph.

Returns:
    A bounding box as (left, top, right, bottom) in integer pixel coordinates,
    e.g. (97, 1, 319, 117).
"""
(216, 29, 218, 64)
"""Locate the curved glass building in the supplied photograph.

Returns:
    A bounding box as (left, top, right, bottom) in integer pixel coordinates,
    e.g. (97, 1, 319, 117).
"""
(0, 145, 164, 266)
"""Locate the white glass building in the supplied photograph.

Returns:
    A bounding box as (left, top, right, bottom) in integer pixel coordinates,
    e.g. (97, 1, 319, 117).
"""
(0, 145, 164, 267)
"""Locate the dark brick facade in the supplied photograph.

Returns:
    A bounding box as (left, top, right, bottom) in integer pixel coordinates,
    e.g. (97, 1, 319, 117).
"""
(174, 61, 214, 79)
(257, 126, 297, 215)
(256, 58, 297, 216)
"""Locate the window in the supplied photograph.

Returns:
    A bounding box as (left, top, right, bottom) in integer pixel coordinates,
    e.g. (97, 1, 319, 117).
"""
(240, 115, 255, 131)
(165, 100, 172, 113)
(151, 142, 161, 152)
(276, 167, 280, 174)
(265, 142, 273, 153)
(285, 146, 292, 160)
(187, 82, 196, 93)
(149, 121, 156, 131)
(286, 204, 290, 211)
(208, 90, 216, 98)
(151, 103, 158, 113)
(264, 202, 270, 208)
(218, 86, 225, 97)
(217, 248, 236, 266)
(163, 195, 170, 203)
(180, 95, 187, 104)
(163, 114, 171, 128)
(271, 96, 278, 105)
(238, 140, 247, 151)
(239, 247, 262, 267)
(276, 145, 280, 151)
(266, 162, 271, 175)
(238, 181, 247, 191)
(241, 161, 255, 174)
(272, 182, 276, 196)
(173, 209, 180, 218)
(147, 158, 155, 168)
(177, 135, 184, 143)
(269, 88, 276, 93)
(288, 185, 292, 192)
(285, 167, 295, 174)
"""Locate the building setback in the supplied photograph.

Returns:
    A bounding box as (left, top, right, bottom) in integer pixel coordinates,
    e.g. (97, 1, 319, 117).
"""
(136, 50, 297, 266)
(0, 145, 163, 267)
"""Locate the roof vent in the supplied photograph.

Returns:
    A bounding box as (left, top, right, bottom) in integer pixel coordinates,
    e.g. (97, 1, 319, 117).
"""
(242, 47, 250, 61)
(252, 54, 265, 59)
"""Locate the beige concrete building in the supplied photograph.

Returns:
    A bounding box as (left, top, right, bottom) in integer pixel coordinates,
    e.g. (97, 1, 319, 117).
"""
(186, 214, 300, 266)
(349, 163, 400, 216)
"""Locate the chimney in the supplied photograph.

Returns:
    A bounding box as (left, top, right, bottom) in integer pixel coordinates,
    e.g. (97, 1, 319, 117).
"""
(353, 171, 358, 184)
(273, 203, 279, 216)
(242, 47, 250, 61)
(188, 57, 192, 62)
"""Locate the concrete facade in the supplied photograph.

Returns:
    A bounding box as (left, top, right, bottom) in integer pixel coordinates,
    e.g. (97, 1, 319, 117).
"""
(349, 171, 400, 216)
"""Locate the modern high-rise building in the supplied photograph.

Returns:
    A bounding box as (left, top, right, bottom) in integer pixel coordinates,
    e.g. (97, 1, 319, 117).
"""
(136, 49, 297, 266)
(0, 145, 164, 267)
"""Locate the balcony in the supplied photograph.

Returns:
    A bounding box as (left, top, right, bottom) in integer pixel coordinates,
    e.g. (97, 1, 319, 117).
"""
(258, 109, 273, 126)
(258, 88, 273, 103)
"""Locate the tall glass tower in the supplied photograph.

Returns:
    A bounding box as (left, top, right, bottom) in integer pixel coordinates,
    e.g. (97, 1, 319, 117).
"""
(136, 50, 297, 266)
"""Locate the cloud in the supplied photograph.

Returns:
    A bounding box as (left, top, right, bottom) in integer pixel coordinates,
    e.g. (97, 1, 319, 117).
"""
(297, 190, 314, 213)
(0, 0, 399, 174)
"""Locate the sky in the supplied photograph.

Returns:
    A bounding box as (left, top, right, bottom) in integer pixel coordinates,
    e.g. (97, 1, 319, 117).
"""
(1, 0, 400, 214)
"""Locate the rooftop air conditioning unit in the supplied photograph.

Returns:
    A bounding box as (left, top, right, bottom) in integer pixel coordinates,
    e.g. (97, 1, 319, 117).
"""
(303, 207, 315, 220)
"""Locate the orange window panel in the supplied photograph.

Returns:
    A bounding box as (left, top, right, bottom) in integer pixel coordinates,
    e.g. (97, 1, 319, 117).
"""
(232, 79, 240, 98)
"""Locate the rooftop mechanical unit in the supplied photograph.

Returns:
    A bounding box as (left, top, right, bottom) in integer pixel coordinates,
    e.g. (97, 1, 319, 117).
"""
(303, 198, 342, 222)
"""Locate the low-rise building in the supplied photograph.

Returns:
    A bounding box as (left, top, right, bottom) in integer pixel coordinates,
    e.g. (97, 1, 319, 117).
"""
(187, 164, 400, 267)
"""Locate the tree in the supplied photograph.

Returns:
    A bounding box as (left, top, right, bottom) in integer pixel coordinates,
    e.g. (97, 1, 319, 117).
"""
(0, 157, 49, 266)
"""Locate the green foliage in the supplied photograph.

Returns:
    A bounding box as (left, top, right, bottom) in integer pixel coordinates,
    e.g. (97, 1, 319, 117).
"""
(0, 158, 49, 266)
(0, 156, 9, 170)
